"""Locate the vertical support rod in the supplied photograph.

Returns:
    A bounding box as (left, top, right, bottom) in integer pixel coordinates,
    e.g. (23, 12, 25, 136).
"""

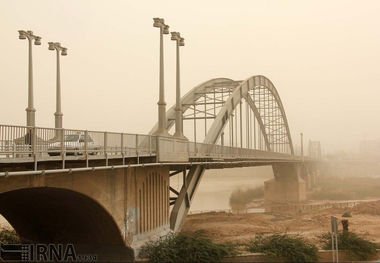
(32, 127, 37, 171)
(193, 104, 196, 143)
(121, 133, 125, 165)
(61, 128, 65, 169)
(246, 102, 249, 148)
(104, 132, 108, 166)
(84, 130, 88, 167)
(204, 94, 207, 137)
(148, 135, 152, 156)
(235, 108, 238, 147)
(240, 101, 243, 148)
(136, 134, 139, 164)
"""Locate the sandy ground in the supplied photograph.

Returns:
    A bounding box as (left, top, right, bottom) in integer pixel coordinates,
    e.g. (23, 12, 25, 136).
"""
(182, 200, 380, 247)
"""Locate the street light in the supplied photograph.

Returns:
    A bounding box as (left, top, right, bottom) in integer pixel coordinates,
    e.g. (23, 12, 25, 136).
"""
(48, 42, 67, 136)
(18, 30, 41, 127)
(171, 32, 187, 140)
(153, 18, 170, 136)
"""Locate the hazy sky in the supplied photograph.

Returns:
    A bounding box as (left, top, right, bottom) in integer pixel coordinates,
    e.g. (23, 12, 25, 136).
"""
(1, 0, 379, 153)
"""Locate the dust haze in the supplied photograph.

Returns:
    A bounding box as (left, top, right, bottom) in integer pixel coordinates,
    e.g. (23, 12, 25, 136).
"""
(1, 2, 380, 256)
(1, 0, 379, 155)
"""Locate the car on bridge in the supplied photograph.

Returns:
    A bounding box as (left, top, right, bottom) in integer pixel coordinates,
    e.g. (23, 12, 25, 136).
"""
(48, 133, 100, 156)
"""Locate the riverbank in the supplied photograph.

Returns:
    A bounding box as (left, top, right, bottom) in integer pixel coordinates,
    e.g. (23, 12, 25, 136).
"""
(182, 200, 380, 246)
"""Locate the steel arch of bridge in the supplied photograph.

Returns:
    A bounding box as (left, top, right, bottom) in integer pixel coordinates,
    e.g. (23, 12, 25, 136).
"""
(150, 75, 294, 231)
(151, 75, 294, 154)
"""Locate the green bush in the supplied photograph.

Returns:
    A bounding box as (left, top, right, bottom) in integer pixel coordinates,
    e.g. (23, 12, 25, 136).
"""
(139, 232, 237, 263)
(0, 229, 19, 244)
(320, 231, 377, 260)
(245, 233, 318, 263)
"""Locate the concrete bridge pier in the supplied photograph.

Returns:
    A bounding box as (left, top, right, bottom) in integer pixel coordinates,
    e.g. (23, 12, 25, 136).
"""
(264, 163, 307, 203)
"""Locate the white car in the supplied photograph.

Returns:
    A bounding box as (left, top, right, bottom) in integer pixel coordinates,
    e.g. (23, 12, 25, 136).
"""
(48, 134, 100, 156)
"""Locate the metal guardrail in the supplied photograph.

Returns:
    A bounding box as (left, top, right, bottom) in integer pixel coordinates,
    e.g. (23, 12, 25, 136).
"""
(0, 124, 299, 168)
(0, 124, 156, 162)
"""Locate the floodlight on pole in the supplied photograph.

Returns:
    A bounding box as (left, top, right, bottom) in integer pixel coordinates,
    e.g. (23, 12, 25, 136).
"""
(153, 18, 170, 136)
(171, 31, 187, 140)
(48, 42, 67, 135)
(18, 30, 41, 127)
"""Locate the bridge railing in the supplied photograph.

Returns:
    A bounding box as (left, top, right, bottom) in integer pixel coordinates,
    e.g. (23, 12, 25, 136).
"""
(1, 123, 296, 163)
(0, 124, 157, 160)
(188, 141, 292, 160)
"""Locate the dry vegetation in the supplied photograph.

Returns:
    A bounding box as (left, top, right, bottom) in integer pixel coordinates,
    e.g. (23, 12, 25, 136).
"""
(310, 174, 380, 200)
(229, 186, 264, 211)
(182, 200, 380, 247)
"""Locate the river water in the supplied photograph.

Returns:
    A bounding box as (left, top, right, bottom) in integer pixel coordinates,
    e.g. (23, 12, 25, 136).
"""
(170, 166, 274, 212)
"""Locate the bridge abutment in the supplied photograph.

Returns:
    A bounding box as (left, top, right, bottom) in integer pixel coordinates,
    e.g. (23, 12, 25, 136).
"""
(264, 163, 307, 203)
(0, 165, 171, 262)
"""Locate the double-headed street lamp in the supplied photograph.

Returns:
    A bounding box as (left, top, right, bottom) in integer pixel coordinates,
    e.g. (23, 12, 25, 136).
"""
(18, 30, 41, 127)
(48, 42, 67, 133)
(153, 18, 170, 136)
(171, 32, 186, 139)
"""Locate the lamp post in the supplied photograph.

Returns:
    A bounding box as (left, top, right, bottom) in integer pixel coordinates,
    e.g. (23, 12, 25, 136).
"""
(171, 32, 186, 139)
(153, 18, 170, 136)
(18, 30, 41, 127)
(48, 42, 67, 135)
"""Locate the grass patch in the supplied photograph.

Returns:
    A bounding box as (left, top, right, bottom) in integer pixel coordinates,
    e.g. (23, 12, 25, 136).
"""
(139, 231, 237, 263)
(245, 233, 318, 263)
(0, 229, 19, 244)
(229, 186, 264, 211)
(320, 231, 377, 260)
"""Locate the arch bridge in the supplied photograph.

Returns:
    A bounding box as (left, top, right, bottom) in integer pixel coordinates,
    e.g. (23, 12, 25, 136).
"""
(0, 75, 318, 261)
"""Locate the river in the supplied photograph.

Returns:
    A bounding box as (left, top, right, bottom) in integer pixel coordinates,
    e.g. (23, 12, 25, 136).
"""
(170, 166, 274, 212)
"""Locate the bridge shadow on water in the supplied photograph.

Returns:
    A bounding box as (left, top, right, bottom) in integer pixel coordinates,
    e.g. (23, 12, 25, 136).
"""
(0, 187, 134, 262)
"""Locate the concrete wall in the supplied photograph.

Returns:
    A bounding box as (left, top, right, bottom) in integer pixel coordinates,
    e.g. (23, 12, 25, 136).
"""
(127, 166, 170, 248)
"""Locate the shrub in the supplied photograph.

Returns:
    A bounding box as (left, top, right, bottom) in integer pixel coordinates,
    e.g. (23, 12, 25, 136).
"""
(229, 186, 264, 211)
(245, 233, 318, 263)
(0, 229, 19, 244)
(139, 232, 237, 263)
(320, 231, 377, 260)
